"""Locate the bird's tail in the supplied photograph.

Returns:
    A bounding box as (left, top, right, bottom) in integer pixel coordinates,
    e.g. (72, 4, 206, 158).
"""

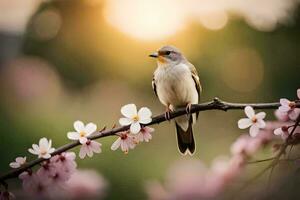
(175, 115, 195, 155)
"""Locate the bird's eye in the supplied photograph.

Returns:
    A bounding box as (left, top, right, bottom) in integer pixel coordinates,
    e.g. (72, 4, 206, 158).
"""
(165, 51, 171, 55)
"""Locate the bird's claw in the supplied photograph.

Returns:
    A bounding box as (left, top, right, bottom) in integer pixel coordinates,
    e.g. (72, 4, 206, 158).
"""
(186, 103, 192, 118)
(165, 107, 172, 121)
(186, 103, 192, 114)
(165, 111, 171, 121)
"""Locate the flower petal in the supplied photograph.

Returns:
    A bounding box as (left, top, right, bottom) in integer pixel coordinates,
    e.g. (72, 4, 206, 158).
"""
(79, 137, 88, 144)
(120, 140, 129, 152)
(67, 132, 80, 140)
(245, 106, 255, 118)
(280, 98, 290, 106)
(139, 118, 152, 124)
(86, 146, 93, 157)
(28, 148, 38, 155)
(85, 123, 97, 135)
(10, 162, 20, 168)
(49, 148, 55, 154)
(256, 119, 266, 128)
(119, 117, 132, 126)
(79, 145, 87, 159)
(32, 144, 39, 152)
(144, 126, 155, 133)
(39, 138, 48, 148)
(238, 118, 252, 129)
(111, 137, 121, 151)
(297, 89, 300, 99)
(138, 107, 152, 123)
(74, 120, 85, 132)
(121, 104, 137, 118)
(279, 105, 290, 112)
(249, 125, 259, 137)
(91, 141, 101, 153)
(130, 122, 141, 134)
(42, 153, 51, 159)
(274, 128, 283, 136)
(289, 109, 300, 120)
(16, 157, 26, 164)
(256, 112, 266, 120)
(48, 139, 53, 149)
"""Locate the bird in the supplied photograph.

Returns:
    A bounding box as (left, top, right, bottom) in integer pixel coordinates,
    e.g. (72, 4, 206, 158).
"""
(149, 45, 202, 155)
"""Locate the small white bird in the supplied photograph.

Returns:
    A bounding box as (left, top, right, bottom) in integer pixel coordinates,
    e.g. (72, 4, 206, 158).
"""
(149, 45, 202, 155)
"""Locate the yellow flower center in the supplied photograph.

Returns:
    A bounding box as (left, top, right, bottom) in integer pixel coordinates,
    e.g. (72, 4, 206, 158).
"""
(80, 131, 86, 137)
(40, 149, 47, 155)
(252, 117, 257, 123)
(132, 115, 139, 122)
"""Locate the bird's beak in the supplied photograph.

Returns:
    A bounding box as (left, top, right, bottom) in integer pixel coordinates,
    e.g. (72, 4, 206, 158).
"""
(149, 52, 158, 58)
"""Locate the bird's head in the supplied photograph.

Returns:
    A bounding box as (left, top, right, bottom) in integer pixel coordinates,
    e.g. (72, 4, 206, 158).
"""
(149, 45, 184, 66)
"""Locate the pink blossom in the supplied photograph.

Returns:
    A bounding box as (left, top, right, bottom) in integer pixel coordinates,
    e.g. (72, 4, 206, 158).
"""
(36, 161, 58, 179)
(145, 181, 170, 200)
(246, 138, 262, 155)
(28, 137, 55, 159)
(206, 156, 244, 195)
(51, 152, 77, 174)
(111, 132, 136, 153)
(136, 127, 154, 142)
(274, 126, 290, 140)
(51, 167, 72, 183)
(19, 171, 50, 196)
(9, 156, 26, 168)
(119, 104, 152, 134)
(146, 156, 248, 200)
(165, 159, 209, 199)
(279, 98, 300, 120)
(238, 106, 266, 137)
(297, 89, 300, 99)
(79, 140, 102, 159)
(65, 169, 108, 199)
(275, 109, 290, 121)
(230, 135, 262, 156)
(67, 120, 97, 144)
(230, 135, 249, 155)
(19, 171, 36, 193)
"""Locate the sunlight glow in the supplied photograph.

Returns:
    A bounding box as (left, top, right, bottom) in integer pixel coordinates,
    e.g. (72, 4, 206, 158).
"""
(103, 0, 186, 40)
(198, 10, 228, 30)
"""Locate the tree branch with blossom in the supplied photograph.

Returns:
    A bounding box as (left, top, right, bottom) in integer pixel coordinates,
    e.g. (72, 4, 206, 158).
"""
(1, 93, 300, 198)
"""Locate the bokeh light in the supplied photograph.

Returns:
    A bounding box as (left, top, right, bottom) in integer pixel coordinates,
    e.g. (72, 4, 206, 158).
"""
(32, 8, 62, 41)
(198, 10, 228, 30)
(0, 57, 61, 103)
(103, 0, 186, 40)
(220, 48, 264, 93)
(0, 0, 41, 34)
(0, 0, 300, 199)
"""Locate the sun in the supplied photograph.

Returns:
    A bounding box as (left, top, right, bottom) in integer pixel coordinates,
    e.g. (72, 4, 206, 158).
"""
(103, 0, 186, 41)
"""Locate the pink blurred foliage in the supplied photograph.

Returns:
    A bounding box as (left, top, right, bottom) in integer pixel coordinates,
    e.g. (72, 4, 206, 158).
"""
(17, 152, 107, 199)
(64, 169, 108, 199)
(146, 157, 244, 200)
(0, 57, 61, 102)
(146, 106, 300, 200)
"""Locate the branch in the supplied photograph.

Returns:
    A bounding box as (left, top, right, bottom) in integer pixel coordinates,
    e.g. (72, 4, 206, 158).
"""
(237, 113, 300, 194)
(0, 97, 299, 183)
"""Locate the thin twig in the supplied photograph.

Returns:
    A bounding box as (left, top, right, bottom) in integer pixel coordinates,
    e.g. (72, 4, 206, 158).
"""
(247, 157, 276, 164)
(236, 113, 300, 196)
(0, 98, 299, 183)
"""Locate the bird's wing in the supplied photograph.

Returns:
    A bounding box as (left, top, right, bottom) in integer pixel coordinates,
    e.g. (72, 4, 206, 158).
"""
(187, 62, 201, 120)
(187, 62, 202, 98)
(152, 74, 158, 97)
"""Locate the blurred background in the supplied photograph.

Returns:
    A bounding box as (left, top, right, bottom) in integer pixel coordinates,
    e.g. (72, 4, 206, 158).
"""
(0, 0, 300, 199)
